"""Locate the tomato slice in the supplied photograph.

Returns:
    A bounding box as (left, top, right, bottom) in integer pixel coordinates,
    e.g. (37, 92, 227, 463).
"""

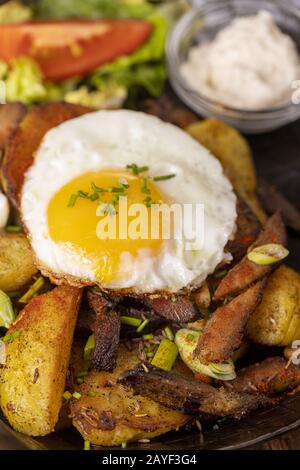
(0, 19, 152, 81)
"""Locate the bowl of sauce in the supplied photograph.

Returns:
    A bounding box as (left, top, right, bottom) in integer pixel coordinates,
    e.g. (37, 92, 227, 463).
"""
(167, 0, 300, 133)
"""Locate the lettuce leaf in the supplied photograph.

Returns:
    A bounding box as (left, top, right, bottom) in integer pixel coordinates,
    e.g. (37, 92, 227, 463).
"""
(89, 15, 168, 97)
(33, 0, 155, 20)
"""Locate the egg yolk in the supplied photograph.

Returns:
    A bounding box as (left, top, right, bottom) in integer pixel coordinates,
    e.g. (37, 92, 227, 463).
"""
(47, 169, 170, 284)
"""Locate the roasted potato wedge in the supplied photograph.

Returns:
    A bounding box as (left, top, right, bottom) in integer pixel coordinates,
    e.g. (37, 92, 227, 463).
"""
(247, 266, 300, 346)
(0, 285, 82, 436)
(186, 119, 266, 222)
(0, 232, 37, 292)
(1, 102, 90, 208)
(70, 345, 189, 446)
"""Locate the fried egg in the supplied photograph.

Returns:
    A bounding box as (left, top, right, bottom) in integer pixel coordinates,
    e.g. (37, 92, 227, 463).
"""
(21, 110, 236, 293)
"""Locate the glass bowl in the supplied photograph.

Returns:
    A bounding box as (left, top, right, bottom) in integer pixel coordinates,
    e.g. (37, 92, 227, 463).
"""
(166, 0, 300, 134)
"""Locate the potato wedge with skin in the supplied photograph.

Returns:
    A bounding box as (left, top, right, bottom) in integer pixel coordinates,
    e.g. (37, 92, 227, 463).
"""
(186, 119, 266, 222)
(0, 285, 82, 436)
(70, 345, 189, 446)
(0, 232, 37, 292)
(247, 266, 300, 346)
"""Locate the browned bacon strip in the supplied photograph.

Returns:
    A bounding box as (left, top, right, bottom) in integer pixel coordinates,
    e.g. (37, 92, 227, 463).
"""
(231, 357, 300, 396)
(119, 363, 269, 419)
(0, 103, 27, 151)
(214, 213, 286, 301)
(140, 293, 199, 323)
(1, 102, 91, 207)
(194, 279, 266, 364)
(87, 290, 120, 372)
(226, 197, 261, 262)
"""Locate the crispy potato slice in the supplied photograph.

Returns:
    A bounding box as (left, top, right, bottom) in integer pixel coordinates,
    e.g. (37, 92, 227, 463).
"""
(70, 345, 188, 446)
(0, 232, 37, 291)
(1, 102, 91, 207)
(186, 119, 266, 222)
(247, 266, 300, 346)
(0, 285, 82, 436)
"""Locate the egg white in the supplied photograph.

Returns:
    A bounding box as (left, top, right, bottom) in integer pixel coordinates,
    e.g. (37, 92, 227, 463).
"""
(21, 110, 236, 293)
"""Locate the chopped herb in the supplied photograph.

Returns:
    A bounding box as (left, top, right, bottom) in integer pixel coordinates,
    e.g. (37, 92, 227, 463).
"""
(77, 371, 89, 378)
(213, 424, 219, 431)
(91, 182, 104, 193)
(84, 334, 95, 361)
(0, 290, 15, 329)
(18, 276, 45, 304)
(3, 330, 21, 343)
(153, 174, 176, 182)
(77, 190, 89, 198)
(141, 177, 151, 195)
(5, 225, 22, 233)
(163, 326, 174, 342)
(76, 377, 84, 385)
(63, 391, 72, 400)
(121, 316, 142, 327)
(121, 442, 127, 449)
(72, 392, 81, 400)
(67, 194, 77, 208)
(84, 440, 91, 451)
(89, 193, 99, 202)
(88, 390, 97, 398)
(136, 318, 149, 333)
(126, 163, 149, 175)
(142, 333, 154, 341)
(146, 351, 154, 358)
(171, 295, 177, 303)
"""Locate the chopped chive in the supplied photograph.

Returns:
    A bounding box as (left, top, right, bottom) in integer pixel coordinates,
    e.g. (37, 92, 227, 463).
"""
(18, 276, 45, 304)
(88, 390, 97, 397)
(213, 424, 219, 431)
(77, 371, 89, 378)
(164, 326, 174, 342)
(63, 391, 72, 400)
(76, 377, 84, 385)
(84, 334, 95, 361)
(146, 351, 154, 358)
(7, 291, 21, 299)
(142, 333, 154, 341)
(126, 163, 149, 175)
(67, 194, 77, 208)
(72, 392, 81, 400)
(153, 174, 176, 182)
(121, 316, 142, 327)
(5, 225, 22, 233)
(77, 190, 89, 198)
(171, 295, 177, 303)
(141, 177, 151, 194)
(91, 182, 104, 193)
(84, 440, 91, 451)
(136, 318, 149, 333)
(121, 442, 127, 449)
(89, 193, 99, 201)
(3, 330, 21, 343)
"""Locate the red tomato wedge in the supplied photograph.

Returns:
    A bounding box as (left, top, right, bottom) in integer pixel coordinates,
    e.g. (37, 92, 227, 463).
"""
(0, 19, 152, 81)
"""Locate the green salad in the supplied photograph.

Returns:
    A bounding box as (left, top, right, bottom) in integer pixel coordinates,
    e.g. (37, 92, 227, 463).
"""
(0, 0, 183, 107)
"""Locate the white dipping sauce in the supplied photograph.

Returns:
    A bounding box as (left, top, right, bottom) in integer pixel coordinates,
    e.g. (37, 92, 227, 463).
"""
(0, 191, 9, 229)
(181, 11, 300, 110)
